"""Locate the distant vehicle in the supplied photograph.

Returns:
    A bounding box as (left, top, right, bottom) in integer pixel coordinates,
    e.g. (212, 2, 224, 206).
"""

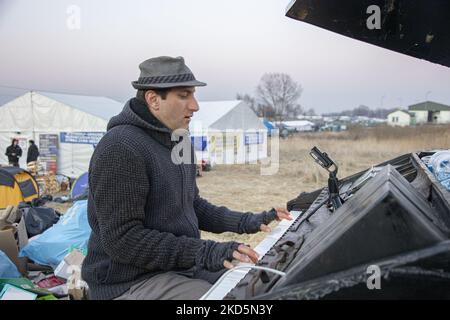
(263, 119, 276, 137)
(263, 120, 295, 138)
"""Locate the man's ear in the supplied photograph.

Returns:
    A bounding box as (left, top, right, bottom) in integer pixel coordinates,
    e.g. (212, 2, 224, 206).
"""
(145, 90, 160, 111)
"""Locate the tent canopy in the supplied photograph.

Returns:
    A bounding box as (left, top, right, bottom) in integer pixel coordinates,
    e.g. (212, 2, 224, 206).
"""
(36, 91, 124, 120)
(0, 91, 124, 176)
(1, 94, 266, 174)
(0, 166, 39, 209)
(71, 172, 89, 199)
(0, 166, 26, 187)
(0, 91, 123, 132)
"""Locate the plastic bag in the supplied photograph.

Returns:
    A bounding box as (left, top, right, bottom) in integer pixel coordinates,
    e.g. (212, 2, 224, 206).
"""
(429, 150, 450, 191)
(19, 200, 91, 269)
(21, 207, 60, 238)
(0, 250, 21, 278)
(441, 179, 450, 190)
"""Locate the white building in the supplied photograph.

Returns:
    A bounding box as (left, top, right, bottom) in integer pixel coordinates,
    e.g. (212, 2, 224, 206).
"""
(408, 101, 450, 125)
(387, 101, 450, 127)
(387, 110, 413, 127)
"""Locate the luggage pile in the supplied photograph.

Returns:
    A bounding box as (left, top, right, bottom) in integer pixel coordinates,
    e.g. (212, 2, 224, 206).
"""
(26, 161, 45, 177)
(0, 199, 91, 300)
(35, 173, 61, 195)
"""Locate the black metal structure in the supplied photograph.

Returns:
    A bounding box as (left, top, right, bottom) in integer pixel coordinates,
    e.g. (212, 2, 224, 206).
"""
(224, 151, 450, 299)
(285, 0, 450, 68)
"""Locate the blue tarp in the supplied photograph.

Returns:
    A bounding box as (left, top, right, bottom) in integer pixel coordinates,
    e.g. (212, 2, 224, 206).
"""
(19, 200, 91, 268)
(263, 119, 275, 130)
(0, 250, 21, 278)
(428, 151, 450, 191)
(71, 172, 89, 199)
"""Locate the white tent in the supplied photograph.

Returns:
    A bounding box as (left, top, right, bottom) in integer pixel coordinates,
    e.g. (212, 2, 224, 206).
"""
(0, 91, 123, 177)
(190, 100, 267, 165)
(282, 120, 315, 132)
(1, 93, 267, 175)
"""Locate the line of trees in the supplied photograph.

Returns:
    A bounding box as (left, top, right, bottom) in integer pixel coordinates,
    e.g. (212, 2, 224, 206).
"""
(323, 105, 397, 119)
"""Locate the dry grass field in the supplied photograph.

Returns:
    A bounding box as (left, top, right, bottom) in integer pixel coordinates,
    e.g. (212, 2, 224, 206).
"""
(198, 124, 450, 247)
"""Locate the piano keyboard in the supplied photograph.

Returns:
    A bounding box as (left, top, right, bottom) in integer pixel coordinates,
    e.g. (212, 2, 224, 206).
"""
(200, 210, 302, 300)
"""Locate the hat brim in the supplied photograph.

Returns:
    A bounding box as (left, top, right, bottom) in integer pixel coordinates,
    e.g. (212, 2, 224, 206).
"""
(132, 80, 207, 90)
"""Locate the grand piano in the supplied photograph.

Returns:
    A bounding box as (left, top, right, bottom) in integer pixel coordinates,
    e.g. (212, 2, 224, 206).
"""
(202, 0, 450, 300)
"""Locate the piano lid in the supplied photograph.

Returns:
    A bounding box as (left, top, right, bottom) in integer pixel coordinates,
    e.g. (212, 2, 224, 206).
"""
(285, 0, 450, 68)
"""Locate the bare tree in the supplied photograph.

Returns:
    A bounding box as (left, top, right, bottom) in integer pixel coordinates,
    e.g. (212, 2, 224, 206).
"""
(256, 73, 303, 121)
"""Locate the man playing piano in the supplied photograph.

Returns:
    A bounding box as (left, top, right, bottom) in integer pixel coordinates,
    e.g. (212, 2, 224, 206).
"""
(81, 56, 293, 300)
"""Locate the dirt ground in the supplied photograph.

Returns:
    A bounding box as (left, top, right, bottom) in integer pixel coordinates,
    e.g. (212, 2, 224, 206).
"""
(46, 125, 450, 248)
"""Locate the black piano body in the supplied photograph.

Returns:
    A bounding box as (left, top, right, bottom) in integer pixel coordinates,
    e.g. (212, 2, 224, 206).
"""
(285, 0, 450, 68)
(225, 151, 450, 299)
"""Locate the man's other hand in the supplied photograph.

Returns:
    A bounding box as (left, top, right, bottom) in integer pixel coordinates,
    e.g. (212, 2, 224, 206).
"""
(260, 208, 293, 233)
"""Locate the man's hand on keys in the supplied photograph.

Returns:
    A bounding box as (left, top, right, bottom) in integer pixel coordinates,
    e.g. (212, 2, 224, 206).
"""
(223, 244, 260, 269)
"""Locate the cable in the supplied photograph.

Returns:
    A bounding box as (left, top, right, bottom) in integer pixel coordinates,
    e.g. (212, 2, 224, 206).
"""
(200, 264, 286, 300)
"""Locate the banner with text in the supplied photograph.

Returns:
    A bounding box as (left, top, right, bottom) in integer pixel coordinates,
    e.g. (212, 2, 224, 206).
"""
(39, 134, 59, 173)
(60, 132, 105, 147)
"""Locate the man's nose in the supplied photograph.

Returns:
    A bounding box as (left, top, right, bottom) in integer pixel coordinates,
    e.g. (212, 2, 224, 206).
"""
(189, 98, 200, 112)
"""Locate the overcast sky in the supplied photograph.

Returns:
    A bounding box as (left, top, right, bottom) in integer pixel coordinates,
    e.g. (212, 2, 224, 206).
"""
(1, 0, 449, 114)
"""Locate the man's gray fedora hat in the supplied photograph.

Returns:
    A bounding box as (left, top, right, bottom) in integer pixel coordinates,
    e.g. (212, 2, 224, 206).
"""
(132, 56, 207, 90)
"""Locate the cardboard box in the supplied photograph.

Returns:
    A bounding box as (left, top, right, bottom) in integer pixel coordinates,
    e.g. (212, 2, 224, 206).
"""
(14, 216, 29, 250)
(54, 249, 86, 280)
(0, 228, 28, 275)
(0, 206, 17, 229)
(0, 205, 28, 248)
(0, 205, 29, 276)
(67, 271, 88, 300)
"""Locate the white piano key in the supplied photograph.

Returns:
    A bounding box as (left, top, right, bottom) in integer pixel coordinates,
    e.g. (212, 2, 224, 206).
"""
(201, 210, 302, 300)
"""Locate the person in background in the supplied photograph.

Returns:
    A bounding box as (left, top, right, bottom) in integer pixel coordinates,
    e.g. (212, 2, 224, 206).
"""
(5, 138, 22, 167)
(26, 140, 39, 164)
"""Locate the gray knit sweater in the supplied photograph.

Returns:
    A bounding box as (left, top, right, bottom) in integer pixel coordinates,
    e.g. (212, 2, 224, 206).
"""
(81, 98, 276, 300)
